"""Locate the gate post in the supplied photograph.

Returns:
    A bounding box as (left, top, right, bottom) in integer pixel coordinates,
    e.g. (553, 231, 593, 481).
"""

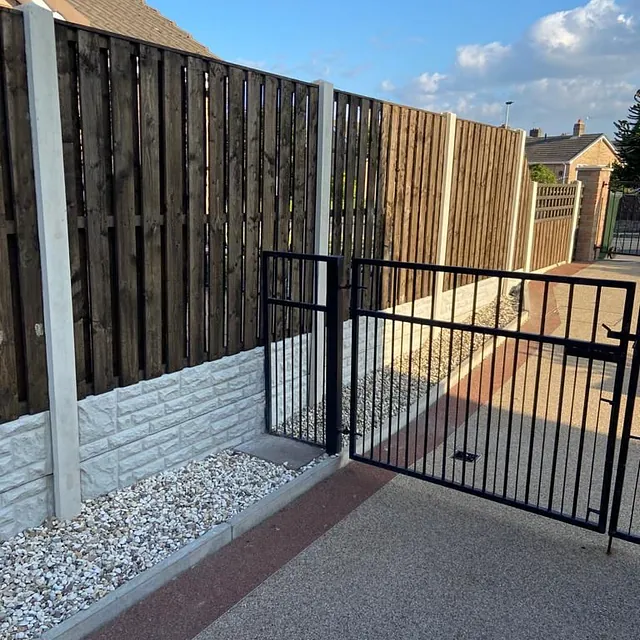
(20, 3, 81, 520)
(433, 111, 457, 320)
(506, 129, 528, 272)
(308, 79, 333, 406)
(324, 257, 344, 455)
(524, 182, 539, 272)
(567, 180, 583, 262)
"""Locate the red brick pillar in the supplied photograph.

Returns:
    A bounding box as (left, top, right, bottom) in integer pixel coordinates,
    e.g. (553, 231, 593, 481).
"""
(574, 167, 612, 262)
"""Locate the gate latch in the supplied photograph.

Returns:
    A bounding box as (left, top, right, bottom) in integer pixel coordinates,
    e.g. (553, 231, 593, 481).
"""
(603, 323, 640, 344)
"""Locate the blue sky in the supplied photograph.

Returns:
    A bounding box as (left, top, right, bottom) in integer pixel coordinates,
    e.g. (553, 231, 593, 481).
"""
(152, 0, 640, 136)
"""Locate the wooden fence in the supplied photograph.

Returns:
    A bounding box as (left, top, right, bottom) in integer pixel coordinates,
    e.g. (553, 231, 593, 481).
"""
(0, 9, 48, 424)
(530, 183, 580, 272)
(0, 10, 584, 424)
(55, 22, 319, 397)
(445, 119, 521, 287)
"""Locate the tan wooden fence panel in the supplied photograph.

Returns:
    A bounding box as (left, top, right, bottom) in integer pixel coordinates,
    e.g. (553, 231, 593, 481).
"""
(55, 22, 318, 398)
(444, 121, 521, 288)
(530, 183, 579, 271)
(0, 9, 48, 424)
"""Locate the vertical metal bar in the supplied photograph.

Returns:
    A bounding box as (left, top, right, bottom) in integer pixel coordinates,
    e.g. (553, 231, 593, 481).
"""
(387, 266, 400, 465)
(570, 286, 602, 518)
(461, 275, 480, 488)
(492, 278, 507, 494)
(325, 256, 344, 455)
(609, 310, 640, 541)
(502, 278, 526, 498)
(547, 283, 575, 512)
(298, 258, 305, 441)
(404, 270, 418, 470)
(262, 253, 273, 433)
(370, 264, 381, 460)
(483, 278, 502, 492)
(596, 285, 635, 532)
(350, 259, 361, 459)
(442, 273, 457, 481)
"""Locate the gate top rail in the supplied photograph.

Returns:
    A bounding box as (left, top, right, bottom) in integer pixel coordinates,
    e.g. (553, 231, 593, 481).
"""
(263, 250, 342, 263)
(352, 257, 637, 292)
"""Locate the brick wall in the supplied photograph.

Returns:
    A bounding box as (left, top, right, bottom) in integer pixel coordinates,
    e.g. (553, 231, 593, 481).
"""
(567, 139, 616, 181)
(575, 167, 612, 261)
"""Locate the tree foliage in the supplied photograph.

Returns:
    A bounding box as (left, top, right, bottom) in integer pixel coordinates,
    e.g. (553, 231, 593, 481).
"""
(529, 164, 557, 184)
(612, 90, 640, 190)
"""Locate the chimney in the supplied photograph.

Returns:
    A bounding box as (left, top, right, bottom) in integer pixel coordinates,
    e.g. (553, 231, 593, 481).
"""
(529, 127, 543, 138)
(573, 119, 585, 137)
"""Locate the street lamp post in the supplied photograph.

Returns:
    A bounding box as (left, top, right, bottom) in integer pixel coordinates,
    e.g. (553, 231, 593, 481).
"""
(504, 100, 514, 128)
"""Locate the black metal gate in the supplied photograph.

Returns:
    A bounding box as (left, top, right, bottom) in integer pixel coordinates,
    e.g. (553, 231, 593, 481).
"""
(261, 251, 344, 454)
(348, 259, 635, 532)
(604, 192, 640, 257)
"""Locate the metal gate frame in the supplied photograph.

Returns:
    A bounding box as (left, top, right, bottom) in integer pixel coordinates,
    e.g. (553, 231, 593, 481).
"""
(348, 258, 636, 533)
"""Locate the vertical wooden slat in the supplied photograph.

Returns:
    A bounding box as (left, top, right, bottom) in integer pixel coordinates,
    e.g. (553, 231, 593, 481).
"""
(277, 80, 294, 252)
(162, 50, 186, 371)
(56, 26, 88, 390)
(262, 75, 277, 254)
(227, 66, 244, 354)
(0, 18, 18, 420)
(399, 109, 416, 301)
(304, 85, 318, 311)
(290, 83, 306, 327)
(139, 44, 163, 378)
(110, 38, 139, 385)
(362, 101, 381, 309)
(423, 113, 441, 295)
(208, 61, 226, 360)
(412, 111, 426, 295)
(393, 107, 409, 303)
(78, 30, 113, 393)
(343, 95, 358, 266)
(476, 125, 495, 270)
(353, 99, 369, 261)
(186, 57, 207, 365)
(332, 92, 347, 256)
(381, 104, 399, 308)
(244, 71, 261, 350)
(2, 11, 47, 411)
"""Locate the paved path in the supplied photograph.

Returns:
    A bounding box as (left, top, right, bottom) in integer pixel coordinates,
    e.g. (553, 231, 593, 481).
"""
(90, 258, 640, 640)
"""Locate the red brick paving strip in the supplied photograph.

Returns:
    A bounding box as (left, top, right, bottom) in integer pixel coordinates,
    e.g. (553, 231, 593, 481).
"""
(87, 463, 395, 640)
(88, 263, 586, 640)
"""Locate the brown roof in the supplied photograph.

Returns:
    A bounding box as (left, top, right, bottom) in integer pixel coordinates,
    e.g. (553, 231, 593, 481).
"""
(65, 0, 213, 56)
(5, 0, 214, 57)
(525, 133, 614, 164)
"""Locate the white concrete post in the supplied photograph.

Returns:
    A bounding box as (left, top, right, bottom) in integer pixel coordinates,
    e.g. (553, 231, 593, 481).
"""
(308, 80, 333, 405)
(567, 180, 583, 263)
(506, 129, 527, 272)
(524, 182, 538, 272)
(20, 4, 81, 519)
(433, 112, 457, 320)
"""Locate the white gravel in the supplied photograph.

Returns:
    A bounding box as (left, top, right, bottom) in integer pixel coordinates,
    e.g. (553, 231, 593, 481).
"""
(0, 451, 317, 640)
(277, 290, 522, 443)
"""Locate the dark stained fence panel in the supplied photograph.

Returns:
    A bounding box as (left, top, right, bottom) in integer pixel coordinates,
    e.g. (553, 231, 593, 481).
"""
(52, 22, 320, 403)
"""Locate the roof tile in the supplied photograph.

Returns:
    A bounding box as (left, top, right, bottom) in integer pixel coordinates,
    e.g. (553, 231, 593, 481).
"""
(525, 134, 606, 164)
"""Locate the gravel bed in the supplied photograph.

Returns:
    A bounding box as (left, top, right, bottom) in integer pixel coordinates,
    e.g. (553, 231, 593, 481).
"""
(277, 289, 522, 443)
(0, 451, 320, 640)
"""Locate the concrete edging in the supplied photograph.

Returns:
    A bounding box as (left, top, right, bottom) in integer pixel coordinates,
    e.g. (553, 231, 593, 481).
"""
(42, 454, 346, 640)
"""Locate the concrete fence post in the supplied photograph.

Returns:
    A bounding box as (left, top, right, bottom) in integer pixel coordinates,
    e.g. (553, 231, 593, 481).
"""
(433, 111, 457, 320)
(20, 3, 81, 520)
(506, 129, 527, 272)
(524, 182, 539, 272)
(567, 180, 583, 263)
(308, 79, 333, 405)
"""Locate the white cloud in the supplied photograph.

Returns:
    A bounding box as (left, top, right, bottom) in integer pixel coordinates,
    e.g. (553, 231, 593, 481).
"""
(388, 0, 640, 135)
(456, 42, 511, 71)
(415, 72, 446, 93)
(381, 79, 396, 92)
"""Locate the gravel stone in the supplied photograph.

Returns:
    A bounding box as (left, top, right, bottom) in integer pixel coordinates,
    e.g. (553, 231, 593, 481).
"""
(276, 290, 522, 444)
(0, 451, 321, 640)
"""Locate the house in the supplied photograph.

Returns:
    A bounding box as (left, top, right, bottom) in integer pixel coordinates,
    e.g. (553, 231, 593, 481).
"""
(0, 0, 213, 57)
(525, 120, 618, 183)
